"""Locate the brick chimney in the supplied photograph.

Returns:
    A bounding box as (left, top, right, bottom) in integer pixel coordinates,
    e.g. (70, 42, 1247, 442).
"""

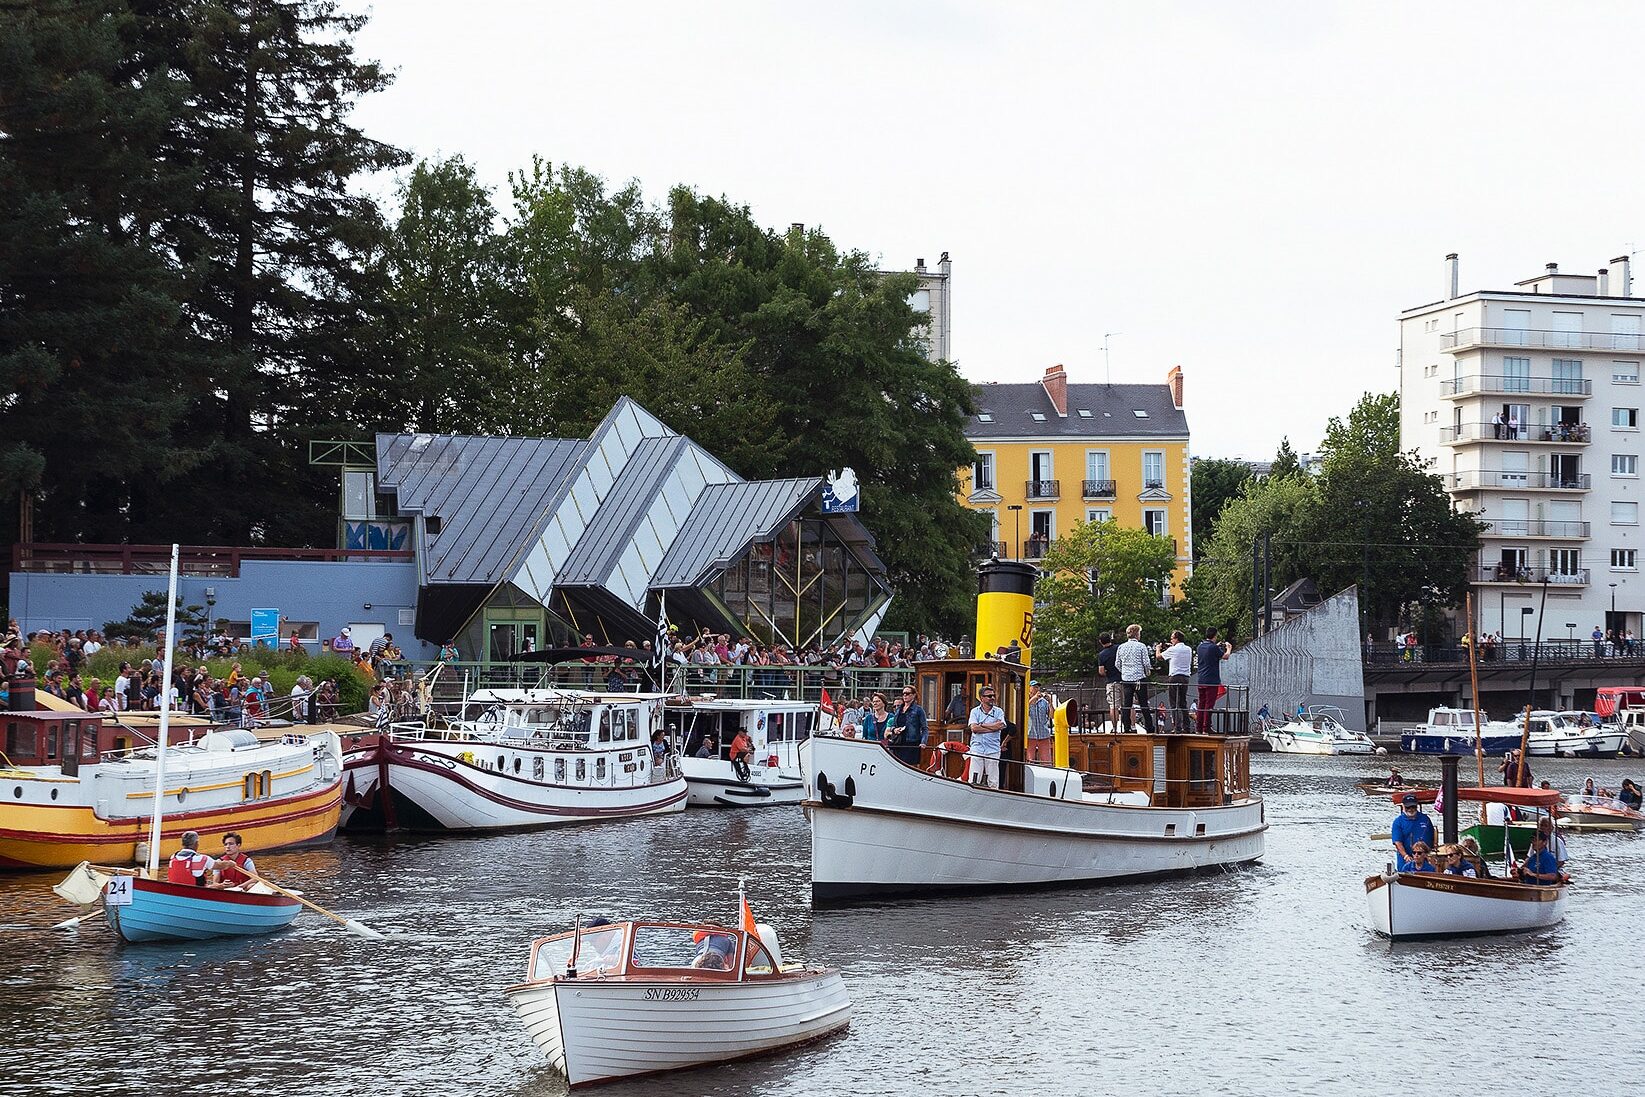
(1167, 365, 1184, 409)
(1042, 364, 1068, 417)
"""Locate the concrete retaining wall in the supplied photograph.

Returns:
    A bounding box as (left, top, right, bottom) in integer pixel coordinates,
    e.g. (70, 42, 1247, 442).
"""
(1224, 586, 1367, 729)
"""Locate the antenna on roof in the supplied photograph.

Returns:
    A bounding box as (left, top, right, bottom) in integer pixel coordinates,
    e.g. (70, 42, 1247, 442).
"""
(1102, 333, 1121, 385)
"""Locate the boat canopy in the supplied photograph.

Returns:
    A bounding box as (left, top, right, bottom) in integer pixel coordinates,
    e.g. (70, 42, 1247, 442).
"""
(1456, 785, 1562, 808)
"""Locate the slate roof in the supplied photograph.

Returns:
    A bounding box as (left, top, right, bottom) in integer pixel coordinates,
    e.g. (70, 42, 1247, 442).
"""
(554, 435, 689, 586)
(966, 382, 1188, 438)
(375, 433, 587, 586)
(651, 479, 822, 589)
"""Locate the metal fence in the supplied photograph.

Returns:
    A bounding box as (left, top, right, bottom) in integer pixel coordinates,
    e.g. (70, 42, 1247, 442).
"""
(1365, 640, 1644, 666)
(392, 661, 916, 705)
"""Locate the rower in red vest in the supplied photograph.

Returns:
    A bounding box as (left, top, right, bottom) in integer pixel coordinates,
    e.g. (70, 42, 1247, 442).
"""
(216, 832, 257, 889)
(165, 830, 216, 886)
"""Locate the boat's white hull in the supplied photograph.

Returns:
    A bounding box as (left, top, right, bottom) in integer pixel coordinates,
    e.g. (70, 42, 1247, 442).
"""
(805, 736, 1265, 901)
(1365, 871, 1567, 939)
(383, 742, 686, 831)
(1263, 733, 1375, 756)
(1525, 731, 1626, 758)
(507, 974, 851, 1087)
(680, 758, 805, 808)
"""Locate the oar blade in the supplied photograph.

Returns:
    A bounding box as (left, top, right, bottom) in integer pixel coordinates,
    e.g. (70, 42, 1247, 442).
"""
(344, 919, 385, 941)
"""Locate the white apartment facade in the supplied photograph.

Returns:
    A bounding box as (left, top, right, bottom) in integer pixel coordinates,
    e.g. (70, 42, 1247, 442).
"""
(1399, 254, 1643, 643)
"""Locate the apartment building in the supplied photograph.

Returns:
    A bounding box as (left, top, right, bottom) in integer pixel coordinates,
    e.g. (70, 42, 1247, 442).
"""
(1398, 253, 1643, 641)
(957, 364, 1192, 594)
(880, 252, 952, 362)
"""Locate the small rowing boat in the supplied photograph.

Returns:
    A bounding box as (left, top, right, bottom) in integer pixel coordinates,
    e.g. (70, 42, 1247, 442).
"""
(505, 897, 849, 1088)
(1556, 798, 1645, 832)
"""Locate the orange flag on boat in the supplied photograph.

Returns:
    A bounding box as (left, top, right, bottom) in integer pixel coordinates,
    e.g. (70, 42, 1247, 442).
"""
(741, 893, 759, 936)
(820, 688, 838, 716)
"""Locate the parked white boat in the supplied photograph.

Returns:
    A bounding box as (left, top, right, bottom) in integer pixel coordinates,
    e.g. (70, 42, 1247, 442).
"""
(1400, 707, 1522, 755)
(505, 917, 850, 1088)
(1365, 785, 1568, 939)
(667, 698, 817, 808)
(1513, 711, 1626, 758)
(1262, 706, 1377, 755)
(367, 690, 686, 831)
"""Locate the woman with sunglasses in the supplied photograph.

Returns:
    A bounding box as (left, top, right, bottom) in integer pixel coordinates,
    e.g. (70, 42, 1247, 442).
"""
(890, 686, 927, 766)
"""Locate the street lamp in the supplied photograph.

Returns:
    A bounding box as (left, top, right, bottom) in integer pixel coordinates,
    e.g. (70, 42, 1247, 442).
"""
(1007, 504, 1023, 559)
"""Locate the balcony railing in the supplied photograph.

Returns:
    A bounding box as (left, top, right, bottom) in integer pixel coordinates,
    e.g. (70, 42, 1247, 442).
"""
(1481, 519, 1591, 539)
(1024, 537, 1054, 560)
(1143, 479, 1165, 490)
(1026, 479, 1060, 500)
(1439, 375, 1593, 398)
(1447, 471, 1590, 491)
(1081, 479, 1117, 499)
(1440, 422, 1591, 444)
(974, 540, 1008, 558)
(11, 542, 414, 577)
(1473, 564, 1589, 586)
(1441, 327, 1645, 353)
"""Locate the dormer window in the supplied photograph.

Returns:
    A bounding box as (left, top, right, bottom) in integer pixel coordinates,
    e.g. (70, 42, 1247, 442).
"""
(1031, 412, 1047, 422)
(977, 413, 994, 423)
(1077, 409, 1093, 418)
(1133, 410, 1149, 418)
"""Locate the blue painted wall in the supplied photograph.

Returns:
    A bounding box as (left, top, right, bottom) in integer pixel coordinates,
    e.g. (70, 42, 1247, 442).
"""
(8, 559, 435, 658)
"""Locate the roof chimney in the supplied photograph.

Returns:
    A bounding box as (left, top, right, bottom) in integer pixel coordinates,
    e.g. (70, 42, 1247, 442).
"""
(1167, 365, 1184, 410)
(1546, 262, 1559, 275)
(1614, 255, 1632, 298)
(1599, 267, 1610, 296)
(915, 257, 926, 272)
(1041, 364, 1068, 417)
(1446, 253, 1459, 300)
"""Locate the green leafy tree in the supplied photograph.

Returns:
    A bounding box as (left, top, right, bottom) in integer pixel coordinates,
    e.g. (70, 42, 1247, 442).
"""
(1302, 391, 1483, 632)
(102, 591, 208, 644)
(1269, 437, 1303, 479)
(1187, 473, 1319, 640)
(1190, 458, 1253, 562)
(1034, 521, 1180, 678)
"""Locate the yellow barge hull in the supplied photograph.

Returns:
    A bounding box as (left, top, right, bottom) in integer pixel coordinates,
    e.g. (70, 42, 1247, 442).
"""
(0, 779, 343, 870)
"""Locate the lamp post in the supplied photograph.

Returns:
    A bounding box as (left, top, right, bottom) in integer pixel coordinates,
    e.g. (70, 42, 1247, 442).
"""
(1007, 504, 1023, 560)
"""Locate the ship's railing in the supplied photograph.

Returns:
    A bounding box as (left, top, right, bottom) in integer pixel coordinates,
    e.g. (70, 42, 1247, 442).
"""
(395, 661, 915, 704)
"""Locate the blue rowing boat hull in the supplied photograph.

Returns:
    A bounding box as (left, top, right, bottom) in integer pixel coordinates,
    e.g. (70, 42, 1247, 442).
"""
(1399, 733, 1523, 755)
(105, 878, 302, 943)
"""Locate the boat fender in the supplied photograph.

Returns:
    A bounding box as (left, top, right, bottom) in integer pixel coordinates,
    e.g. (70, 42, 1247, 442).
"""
(755, 923, 784, 968)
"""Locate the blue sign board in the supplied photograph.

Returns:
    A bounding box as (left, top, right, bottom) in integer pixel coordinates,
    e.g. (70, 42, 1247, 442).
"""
(249, 608, 280, 646)
(821, 467, 860, 514)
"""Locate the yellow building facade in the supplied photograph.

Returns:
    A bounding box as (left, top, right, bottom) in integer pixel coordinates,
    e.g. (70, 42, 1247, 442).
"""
(958, 365, 1193, 594)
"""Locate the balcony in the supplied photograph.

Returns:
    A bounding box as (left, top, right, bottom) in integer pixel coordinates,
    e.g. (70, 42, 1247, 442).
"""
(1440, 421, 1591, 445)
(1473, 564, 1589, 586)
(1441, 327, 1645, 354)
(1439, 375, 1593, 398)
(1082, 479, 1117, 499)
(1026, 479, 1060, 500)
(1024, 537, 1054, 560)
(1447, 471, 1590, 492)
(1481, 519, 1591, 539)
(974, 540, 1008, 558)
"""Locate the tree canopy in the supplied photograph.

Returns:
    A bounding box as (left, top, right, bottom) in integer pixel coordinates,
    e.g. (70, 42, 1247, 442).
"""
(1190, 458, 1253, 562)
(1033, 520, 1181, 678)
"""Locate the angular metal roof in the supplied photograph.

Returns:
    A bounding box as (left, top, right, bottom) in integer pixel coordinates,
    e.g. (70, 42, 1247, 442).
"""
(554, 435, 689, 586)
(651, 478, 822, 589)
(967, 382, 1188, 438)
(376, 432, 587, 585)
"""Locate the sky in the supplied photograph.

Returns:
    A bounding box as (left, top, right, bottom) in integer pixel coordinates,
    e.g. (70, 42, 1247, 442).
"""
(342, 1, 1645, 460)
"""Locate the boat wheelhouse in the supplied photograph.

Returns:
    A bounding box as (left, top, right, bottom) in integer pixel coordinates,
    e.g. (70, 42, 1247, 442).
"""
(1400, 707, 1521, 755)
(505, 919, 850, 1088)
(1513, 710, 1625, 758)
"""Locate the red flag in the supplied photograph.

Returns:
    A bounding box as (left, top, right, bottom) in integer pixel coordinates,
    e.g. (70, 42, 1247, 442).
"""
(741, 894, 759, 936)
(820, 688, 838, 716)
(1216, 686, 1227, 703)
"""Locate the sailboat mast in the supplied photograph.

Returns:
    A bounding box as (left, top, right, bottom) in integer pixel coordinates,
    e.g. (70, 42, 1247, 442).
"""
(144, 544, 182, 878)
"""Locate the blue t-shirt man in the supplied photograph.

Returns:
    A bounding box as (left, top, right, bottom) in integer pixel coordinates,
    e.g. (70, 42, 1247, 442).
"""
(1196, 640, 1224, 685)
(1519, 844, 1560, 885)
(1390, 798, 1435, 871)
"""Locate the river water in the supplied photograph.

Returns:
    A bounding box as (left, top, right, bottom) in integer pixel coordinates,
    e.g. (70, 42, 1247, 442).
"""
(3, 752, 1643, 1096)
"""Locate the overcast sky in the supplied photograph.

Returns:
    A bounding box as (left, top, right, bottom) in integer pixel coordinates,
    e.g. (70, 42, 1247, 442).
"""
(344, 1, 1645, 460)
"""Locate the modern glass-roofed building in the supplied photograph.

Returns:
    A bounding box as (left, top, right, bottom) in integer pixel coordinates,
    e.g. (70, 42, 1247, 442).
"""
(10, 398, 892, 660)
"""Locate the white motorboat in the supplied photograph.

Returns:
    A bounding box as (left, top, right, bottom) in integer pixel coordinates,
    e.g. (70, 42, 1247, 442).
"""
(1400, 707, 1522, 755)
(366, 689, 686, 831)
(506, 916, 850, 1088)
(1365, 785, 1568, 939)
(1513, 711, 1626, 758)
(1557, 796, 1645, 831)
(667, 697, 818, 807)
(1262, 706, 1377, 755)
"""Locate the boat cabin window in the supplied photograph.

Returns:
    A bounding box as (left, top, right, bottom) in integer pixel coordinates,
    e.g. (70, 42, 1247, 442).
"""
(743, 939, 777, 977)
(766, 710, 812, 743)
(531, 925, 628, 979)
(44, 722, 58, 759)
(597, 709, 611, 743)
(630, 926, 739, 972)
(4, 721, 34, 762)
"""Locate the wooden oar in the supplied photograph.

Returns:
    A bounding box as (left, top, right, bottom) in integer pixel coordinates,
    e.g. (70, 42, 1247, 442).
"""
(233, 864, 384, 940)
(53, 907, 105, 932)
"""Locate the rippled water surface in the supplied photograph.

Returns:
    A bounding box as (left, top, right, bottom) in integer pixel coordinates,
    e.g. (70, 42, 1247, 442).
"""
(4, 753, 1644, 1096)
